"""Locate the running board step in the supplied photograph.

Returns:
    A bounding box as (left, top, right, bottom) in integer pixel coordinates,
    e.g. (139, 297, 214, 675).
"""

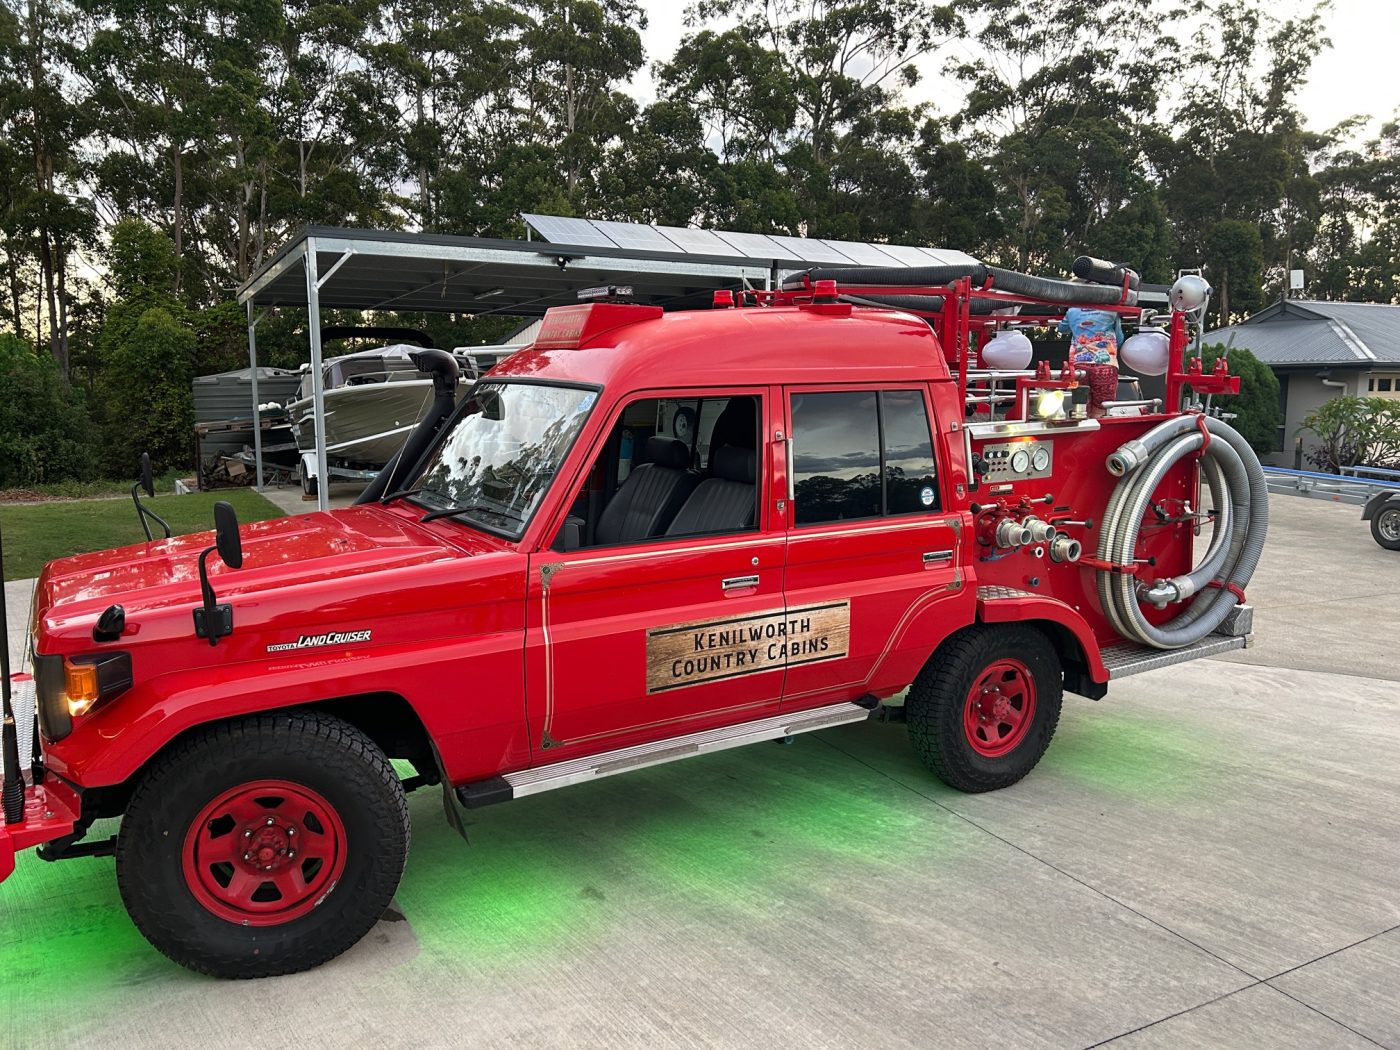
(1100, 631, 1250, 679)
(456, 703, 871, 809)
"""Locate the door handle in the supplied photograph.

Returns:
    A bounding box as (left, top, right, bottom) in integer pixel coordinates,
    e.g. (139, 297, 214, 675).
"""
(923, 550, 954, 566)
(722, 575, 760, 591)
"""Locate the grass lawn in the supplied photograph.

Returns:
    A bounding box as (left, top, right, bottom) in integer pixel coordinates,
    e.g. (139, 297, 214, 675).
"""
(0, 489, 285, 581)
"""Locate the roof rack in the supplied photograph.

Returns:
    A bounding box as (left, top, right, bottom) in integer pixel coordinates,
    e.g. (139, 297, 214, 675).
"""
(726, 264, 1237, 422)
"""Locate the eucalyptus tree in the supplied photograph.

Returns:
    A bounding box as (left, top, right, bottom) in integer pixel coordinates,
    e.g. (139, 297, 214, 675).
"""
(1154, 0, 1329, 321)
(947, 0, 1179, 274)
(1, 0, 96, 373)
(657, 0, 958, 238)
(74, 0, 282, 296)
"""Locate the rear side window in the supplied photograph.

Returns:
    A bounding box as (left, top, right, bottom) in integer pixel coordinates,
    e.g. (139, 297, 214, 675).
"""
(791, 389, 939, 526)
(791, 391, 881, 525)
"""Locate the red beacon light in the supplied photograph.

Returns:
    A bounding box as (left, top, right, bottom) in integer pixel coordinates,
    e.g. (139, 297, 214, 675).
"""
(712, 289, 735, 308)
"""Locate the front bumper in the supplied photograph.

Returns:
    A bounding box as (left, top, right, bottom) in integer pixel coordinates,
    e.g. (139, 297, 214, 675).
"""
(0, 772, 79, 883)
(2, 673, 79, 882)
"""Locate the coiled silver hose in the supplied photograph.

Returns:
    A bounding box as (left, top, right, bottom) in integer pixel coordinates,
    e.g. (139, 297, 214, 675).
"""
(1097, 415, 1268, 649)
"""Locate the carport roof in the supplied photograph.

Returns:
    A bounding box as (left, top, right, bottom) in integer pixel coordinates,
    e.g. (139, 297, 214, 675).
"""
(235, 224, 980, 318)
(1207, 299, 1400, 367)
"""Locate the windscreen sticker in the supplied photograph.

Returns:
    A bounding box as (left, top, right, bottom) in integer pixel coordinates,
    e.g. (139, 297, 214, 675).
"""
(646, 601, 849, 694)
(267, 630, 372, 653)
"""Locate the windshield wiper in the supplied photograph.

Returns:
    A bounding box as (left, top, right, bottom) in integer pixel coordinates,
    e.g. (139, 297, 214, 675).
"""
(420, 503, 513, 525)
(380, 486, 421, 504)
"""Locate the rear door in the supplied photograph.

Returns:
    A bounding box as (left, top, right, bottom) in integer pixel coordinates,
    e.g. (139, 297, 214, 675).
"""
(780, 385, 968, 711)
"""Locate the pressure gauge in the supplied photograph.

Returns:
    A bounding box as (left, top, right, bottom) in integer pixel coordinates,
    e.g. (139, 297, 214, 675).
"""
(1011, 449, 1031, 474)
(1031, 446, 1051, 473)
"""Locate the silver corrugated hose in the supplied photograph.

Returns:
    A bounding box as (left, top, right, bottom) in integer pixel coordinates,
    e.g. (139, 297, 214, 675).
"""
(1097, 415, 1268, 649)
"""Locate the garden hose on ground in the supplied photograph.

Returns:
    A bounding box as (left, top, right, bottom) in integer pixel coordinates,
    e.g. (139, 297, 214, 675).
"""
(1097, 415, 1269, 650)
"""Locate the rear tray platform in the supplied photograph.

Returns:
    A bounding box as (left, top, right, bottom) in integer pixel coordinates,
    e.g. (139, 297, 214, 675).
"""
(1101, 632, 1250, 679)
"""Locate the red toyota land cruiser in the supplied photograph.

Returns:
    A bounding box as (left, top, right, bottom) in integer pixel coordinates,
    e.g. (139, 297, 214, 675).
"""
(1, 268, 1264, 978)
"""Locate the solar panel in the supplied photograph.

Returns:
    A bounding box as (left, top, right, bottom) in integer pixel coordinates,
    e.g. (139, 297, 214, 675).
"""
(914, 246, 979, 266)
(877, 244, 939, 266)
(713, 230, 789, 259)
(589, 220, 682, 253)
(651, 225, 737, 256)
(522, 214, 618, 249)
(765, 235, 855, 265)
(820, 240, 902, 266)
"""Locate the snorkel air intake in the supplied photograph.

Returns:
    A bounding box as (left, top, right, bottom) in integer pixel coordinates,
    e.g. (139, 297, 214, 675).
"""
(355, 348, 461, 505)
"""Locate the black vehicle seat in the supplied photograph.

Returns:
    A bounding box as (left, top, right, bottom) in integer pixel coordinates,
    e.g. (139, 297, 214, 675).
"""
(706, 398, 757, 469)
(594, 436, 698, 545)
(666, 445, 757, 536)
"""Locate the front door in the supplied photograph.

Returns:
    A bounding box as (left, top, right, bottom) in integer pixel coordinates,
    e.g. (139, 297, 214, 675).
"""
(525, 387, 789, 760)
(780, 385, 970, 711)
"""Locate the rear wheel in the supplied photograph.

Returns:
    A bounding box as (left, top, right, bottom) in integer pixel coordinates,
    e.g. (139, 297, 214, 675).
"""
(116, 712, 409, 978)
(1371, 501, 1400, 550)
(906, 624, 1062, 792)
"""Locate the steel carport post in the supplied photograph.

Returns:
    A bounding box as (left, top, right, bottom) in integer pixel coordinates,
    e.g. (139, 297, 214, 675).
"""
(246, 300, 264, 490)
(304, 235, 331, 512)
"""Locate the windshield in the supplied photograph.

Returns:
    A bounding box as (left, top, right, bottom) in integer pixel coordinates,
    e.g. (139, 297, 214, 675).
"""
(412, 382, 597, 538)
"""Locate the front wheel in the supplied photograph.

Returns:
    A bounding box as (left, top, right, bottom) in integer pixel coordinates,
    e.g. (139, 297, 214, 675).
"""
(1371, 500, 1400, 550)
(116, 712, 409, 978)
(906, 624, 1063, 793)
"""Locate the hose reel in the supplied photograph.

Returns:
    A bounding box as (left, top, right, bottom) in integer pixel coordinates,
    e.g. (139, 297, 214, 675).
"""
(1096, 414, 1268, 650)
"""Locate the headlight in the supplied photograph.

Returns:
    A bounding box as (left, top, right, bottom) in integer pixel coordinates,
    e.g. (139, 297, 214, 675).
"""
(1033, 389, 1066, 419)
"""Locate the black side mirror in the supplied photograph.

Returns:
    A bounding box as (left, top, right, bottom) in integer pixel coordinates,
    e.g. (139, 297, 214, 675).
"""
(132, 452, 171, 541)
(194, 503, 243, 645)
(214, 501, 243, 569)
(554, 516, 583, 553)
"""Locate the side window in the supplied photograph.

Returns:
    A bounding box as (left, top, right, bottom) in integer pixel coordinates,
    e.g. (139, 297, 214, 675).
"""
(791, 391, 881, 525)
(565, 393, 762, 549)
(791, 388, 939, 527)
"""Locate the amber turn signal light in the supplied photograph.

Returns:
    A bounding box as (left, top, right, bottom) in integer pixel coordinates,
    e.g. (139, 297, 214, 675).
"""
(64, 661, 101, 716)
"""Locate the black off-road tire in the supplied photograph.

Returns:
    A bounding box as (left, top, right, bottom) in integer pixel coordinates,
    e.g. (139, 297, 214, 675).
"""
(115, 712, 409, 978)
(906, 624, 1063, 793)
(1370, 500, 1400, 551)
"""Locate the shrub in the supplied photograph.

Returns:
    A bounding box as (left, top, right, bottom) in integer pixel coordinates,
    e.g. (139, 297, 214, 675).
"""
(1298, 395, 1400, 473)
(0, 334, 99, 488)
(96, 306, 197, 476)
(1196, 344, 1281, 456)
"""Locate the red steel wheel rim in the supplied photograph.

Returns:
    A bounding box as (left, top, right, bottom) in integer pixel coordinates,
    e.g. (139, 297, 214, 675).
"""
(181, 779, 348, 927)
(963, 658, 1037, 758)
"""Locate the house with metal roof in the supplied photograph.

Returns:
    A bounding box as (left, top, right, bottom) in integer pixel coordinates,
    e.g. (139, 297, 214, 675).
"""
(1207, 299, 1400, 465)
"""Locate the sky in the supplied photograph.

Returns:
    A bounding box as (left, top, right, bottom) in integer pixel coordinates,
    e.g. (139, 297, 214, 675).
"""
(633, 0, 1400, 143)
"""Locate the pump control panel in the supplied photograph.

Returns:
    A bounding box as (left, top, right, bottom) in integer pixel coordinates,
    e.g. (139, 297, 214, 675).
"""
(981, 439, 1053, 481)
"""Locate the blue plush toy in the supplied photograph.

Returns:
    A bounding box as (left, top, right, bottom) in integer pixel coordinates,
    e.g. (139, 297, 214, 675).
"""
(1058, 308, 1125, 366)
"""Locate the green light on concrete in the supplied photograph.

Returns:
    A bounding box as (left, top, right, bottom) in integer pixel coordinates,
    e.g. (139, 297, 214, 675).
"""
(392, 731, 972, 972)
(1042, 701, 1223, 800)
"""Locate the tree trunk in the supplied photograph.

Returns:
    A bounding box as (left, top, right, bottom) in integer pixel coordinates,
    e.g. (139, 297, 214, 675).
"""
(55, 242, 69, 373)
(3, 244, 22, 339)
(37, 227, 61, 371)
(236, 137, 250, 282)
(172, 147, 184, 293)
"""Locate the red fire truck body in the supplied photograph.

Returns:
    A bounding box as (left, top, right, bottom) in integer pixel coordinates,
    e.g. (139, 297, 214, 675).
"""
(0, 272, 1259, 978)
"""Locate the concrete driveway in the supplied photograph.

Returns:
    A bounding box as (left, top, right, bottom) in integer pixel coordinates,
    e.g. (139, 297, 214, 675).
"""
(3, 493, 1397, 1049)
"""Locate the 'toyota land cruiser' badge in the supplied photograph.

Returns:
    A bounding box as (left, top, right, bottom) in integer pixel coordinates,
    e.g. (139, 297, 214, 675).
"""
(645, 601, 850, 694)
(266, 630, 372, 653)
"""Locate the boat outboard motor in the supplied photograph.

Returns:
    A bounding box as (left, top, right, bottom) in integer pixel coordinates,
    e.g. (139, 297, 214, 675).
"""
(356, 348, 461, 504)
